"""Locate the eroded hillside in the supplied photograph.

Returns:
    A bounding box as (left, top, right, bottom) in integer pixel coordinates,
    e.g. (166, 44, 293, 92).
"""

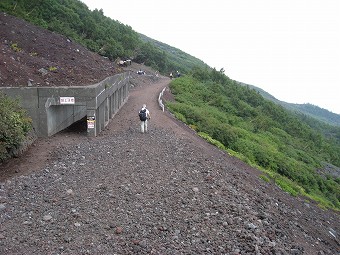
(0, 12, 118, 87)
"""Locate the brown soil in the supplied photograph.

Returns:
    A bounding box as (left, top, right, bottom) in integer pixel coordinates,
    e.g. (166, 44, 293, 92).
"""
(0, 12, 119, 87)
(0, 12, 339, 255)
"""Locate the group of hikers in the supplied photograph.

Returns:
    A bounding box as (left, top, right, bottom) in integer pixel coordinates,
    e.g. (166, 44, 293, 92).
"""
(169, 70, 181, 79)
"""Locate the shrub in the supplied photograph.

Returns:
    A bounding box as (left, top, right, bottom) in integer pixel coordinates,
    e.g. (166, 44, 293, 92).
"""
(10, 42, 22, 52)
(198, 132, 226, 150)
(48, 66, 58, 72)
(0, 92, 32, 161)
(259, 174, 271, 183)
(274, 176, 301, 197)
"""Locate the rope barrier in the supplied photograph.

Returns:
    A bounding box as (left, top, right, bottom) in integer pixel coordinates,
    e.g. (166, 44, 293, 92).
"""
(158, 87, 166, 112)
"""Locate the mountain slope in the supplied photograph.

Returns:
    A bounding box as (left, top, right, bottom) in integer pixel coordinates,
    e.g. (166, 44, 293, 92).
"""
(139, 33, 209, 73)
(239, 82, 340, 127)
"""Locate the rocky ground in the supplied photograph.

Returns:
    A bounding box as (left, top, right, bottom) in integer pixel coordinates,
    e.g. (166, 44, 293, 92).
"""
(0, 12, 339, 255)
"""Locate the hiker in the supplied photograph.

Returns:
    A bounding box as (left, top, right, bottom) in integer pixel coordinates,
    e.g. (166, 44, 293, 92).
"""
(138, 104, 151, 133)
(170, 72, 173, 79)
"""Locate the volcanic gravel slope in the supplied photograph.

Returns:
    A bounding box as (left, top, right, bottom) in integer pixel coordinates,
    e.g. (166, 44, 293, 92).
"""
(0, 12, 118, 87)
(0, 11, 339, 255)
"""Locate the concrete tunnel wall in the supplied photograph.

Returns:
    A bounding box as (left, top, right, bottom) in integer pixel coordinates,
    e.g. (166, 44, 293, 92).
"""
(0, 72, 131, 137)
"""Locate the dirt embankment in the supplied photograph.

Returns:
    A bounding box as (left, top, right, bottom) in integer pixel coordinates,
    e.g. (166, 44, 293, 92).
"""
(0, 12, 119, 87)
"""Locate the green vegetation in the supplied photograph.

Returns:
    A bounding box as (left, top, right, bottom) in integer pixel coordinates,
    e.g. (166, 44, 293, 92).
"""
(259, 174, 270, 183)
(294, 103, 340, 127)
(139, 34, 209, 75)
(0, 92, 32, 162)
(10, 42, 22, 52)
(48, 66, 58, 72)
(0, 0, 207, 75)
(242, 82, 340, 127)
(166, 68, 340, 210)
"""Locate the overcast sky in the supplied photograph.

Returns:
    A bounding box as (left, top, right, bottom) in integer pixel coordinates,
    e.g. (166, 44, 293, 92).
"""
(81, 0, 340, 114)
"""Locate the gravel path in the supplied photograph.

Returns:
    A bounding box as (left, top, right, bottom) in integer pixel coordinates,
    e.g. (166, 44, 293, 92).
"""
(0, 71, 339, 254)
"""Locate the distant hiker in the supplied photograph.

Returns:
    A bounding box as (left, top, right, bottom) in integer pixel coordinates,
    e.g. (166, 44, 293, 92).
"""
(170, 72, 173, 79)
(138, 104, 151, 133)
(137, 69, 145, 75)
(176, 70, 181, 78)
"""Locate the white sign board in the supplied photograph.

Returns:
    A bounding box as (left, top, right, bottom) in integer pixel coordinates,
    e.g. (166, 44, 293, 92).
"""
(60, 97, 75, 105)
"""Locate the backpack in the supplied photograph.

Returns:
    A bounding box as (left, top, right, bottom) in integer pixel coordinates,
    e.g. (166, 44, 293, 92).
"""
(139, 108, 147, 121)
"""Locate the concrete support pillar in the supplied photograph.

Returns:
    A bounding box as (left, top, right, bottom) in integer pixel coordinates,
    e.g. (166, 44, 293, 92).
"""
(104, 98, 109, 126)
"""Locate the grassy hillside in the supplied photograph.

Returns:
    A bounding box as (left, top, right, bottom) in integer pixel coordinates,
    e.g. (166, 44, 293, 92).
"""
(239, 82, 340, 127)
(167, 68, 340, 210)
(139, 34, 209, 74)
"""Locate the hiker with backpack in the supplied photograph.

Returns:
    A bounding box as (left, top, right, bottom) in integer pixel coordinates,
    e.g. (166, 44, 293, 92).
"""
(138, 104, 151, 133)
